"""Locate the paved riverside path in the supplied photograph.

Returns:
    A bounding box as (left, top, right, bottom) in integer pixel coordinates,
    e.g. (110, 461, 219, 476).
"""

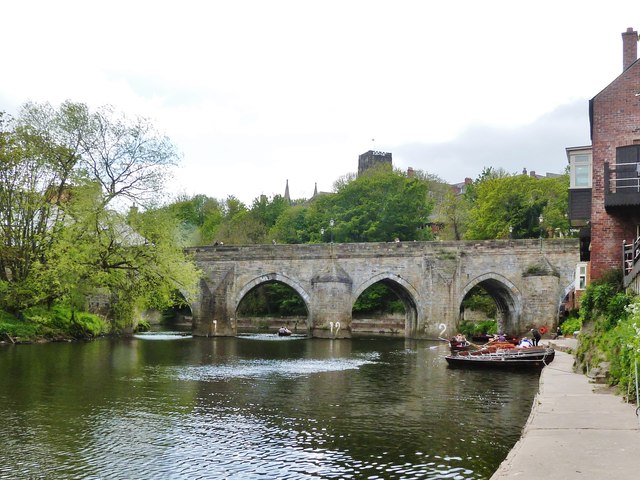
(491, 339, 640, 479)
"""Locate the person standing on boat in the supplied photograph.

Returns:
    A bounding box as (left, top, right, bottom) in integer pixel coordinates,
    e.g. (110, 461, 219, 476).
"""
(531, 328, 541, 346)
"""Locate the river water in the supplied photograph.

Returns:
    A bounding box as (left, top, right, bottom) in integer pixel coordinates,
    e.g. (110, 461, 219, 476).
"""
(0, 334, 539, 479)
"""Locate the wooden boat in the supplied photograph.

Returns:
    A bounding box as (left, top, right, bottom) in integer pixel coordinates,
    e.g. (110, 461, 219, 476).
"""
(445, 346, 555, 369)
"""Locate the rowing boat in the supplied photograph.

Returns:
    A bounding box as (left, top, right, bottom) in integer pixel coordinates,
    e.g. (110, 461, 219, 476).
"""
(445, 346, 555, 369)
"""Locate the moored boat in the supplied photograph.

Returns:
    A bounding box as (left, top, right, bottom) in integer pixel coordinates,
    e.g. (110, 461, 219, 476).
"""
(445, 346, 555, 369)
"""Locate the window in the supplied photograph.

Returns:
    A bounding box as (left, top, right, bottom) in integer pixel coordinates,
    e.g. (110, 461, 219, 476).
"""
(568, 151, 592, 188)
(576, 262, 588, 290)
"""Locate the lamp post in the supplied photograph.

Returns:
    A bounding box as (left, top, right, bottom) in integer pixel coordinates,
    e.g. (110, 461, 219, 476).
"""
(320, 227, 325, 242)
(509, 225, 513, 239)
(330, 218, 334, 244)
(539, 215, 544, 250)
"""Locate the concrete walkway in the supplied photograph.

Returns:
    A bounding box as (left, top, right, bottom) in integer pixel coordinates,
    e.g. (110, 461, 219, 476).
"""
(491, 338, 640, 479)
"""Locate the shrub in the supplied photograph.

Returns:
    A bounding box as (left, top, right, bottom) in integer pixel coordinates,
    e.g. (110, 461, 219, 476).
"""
(560, 316, 581, 336)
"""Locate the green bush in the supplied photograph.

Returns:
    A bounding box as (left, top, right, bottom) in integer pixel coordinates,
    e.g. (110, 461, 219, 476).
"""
(560, 316, 581, 336)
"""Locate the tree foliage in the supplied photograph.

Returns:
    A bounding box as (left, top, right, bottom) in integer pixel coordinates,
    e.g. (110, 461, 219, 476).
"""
(0, 103, 199, 330)
(18, 101, 179, 208)
(464, 172, 569, 240)
(307, 167, 434, 243)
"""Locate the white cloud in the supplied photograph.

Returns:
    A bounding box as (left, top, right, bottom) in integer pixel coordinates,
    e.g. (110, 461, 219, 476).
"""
(2, 1, 637, 203)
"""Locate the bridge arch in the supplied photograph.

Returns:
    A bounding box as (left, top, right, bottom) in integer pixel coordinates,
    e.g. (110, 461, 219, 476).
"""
(234, 273, 312, 329)
(460, 273, 523, 335)
(352, 272, 421, 337)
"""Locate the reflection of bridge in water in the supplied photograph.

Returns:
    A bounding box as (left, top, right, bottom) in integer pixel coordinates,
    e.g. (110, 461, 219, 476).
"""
(187, 239, 578, 339)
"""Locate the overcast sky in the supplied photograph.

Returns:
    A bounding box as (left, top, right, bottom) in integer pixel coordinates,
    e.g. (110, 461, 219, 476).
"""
(3, 1, 638, 204)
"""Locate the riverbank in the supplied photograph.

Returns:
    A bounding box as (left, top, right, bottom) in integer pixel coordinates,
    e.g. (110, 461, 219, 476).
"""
(491, 338, 640, 479)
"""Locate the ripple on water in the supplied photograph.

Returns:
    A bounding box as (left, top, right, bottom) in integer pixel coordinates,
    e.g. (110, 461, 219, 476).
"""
(159, 355, 380, 382)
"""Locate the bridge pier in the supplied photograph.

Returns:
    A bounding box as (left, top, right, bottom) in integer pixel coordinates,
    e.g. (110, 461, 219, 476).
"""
(192, 276, 236, 337)
(309, 260, 353, 338)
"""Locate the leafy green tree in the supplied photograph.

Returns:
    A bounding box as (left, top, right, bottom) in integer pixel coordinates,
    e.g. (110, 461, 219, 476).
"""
(352, 283, 404, 315)
(268, 205, 310, 244)
(46, 188, 199, 330)
(1, 102, 198, 330)
(250, 194, 290, 231)
(237, 282, 307, 317)
(0, 112, 78, 310)
(166, 194, 224, 246)
(217, 210, 266, 244)
(464, 173, 569, 240)
(434, 189, 470, 240)
(309, 167, 434, 243)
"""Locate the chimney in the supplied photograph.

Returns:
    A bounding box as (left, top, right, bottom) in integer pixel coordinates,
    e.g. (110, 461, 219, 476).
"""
(622, 27, 638, 71)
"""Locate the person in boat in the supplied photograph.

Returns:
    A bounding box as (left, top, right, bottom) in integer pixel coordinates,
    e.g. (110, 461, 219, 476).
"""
(454, 333, 466, 343)
(278, 326, 291, 336)
(518, 337, 533, 348)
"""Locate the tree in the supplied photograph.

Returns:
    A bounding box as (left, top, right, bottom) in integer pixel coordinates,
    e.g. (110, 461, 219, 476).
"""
(46, 188, 200, 330)
(18, 101, 179, 209)
(250, 194, 290, 231)
(0, 112, 78, 309)
(166, 194, 224, 246)
(1, 102, 198, 330)
(268, 205, 310, 244)
(310, 166, 434, 243)
(464, 173, 569, 240)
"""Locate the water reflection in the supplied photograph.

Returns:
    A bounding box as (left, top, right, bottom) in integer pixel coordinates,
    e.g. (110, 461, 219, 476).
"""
(0, 337, 539, 479)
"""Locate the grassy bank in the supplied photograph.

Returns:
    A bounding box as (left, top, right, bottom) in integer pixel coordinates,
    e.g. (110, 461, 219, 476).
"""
(0, 305, 111, 344)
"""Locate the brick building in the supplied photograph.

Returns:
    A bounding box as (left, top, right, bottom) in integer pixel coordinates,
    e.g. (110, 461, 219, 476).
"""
(573, 27, 640, 292)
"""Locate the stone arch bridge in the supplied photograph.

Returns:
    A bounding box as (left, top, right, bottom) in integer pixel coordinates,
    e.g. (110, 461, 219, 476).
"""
(187, 239, 578, 339)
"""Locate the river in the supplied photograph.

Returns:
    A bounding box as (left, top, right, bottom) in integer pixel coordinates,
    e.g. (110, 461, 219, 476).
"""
(0, 334, 539, 479)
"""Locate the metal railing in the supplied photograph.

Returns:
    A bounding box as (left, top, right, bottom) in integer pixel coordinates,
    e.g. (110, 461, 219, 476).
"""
(606, 161, 640, 193)
(623, 236, 640, 283)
